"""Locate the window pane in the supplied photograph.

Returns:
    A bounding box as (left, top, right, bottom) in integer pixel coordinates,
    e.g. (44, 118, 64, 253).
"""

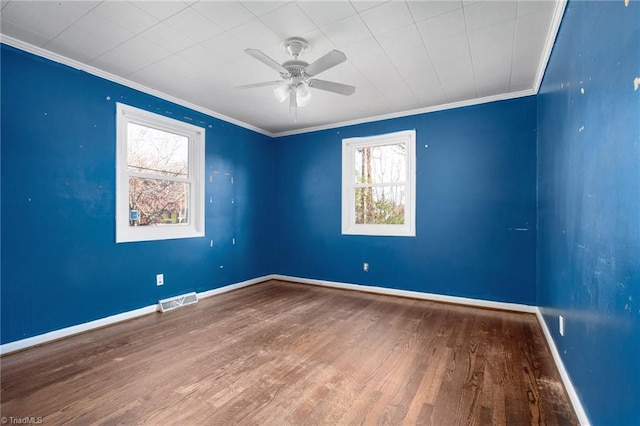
(128, 177, 190, 226)
(354, 143, 406, 184)
(355, 185, 405, 225)
(127, 123, 189, 178)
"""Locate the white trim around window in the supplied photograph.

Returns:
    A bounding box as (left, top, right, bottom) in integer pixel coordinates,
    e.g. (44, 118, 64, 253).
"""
(116, 103, 205, 243)
(341, 130, 416, 237)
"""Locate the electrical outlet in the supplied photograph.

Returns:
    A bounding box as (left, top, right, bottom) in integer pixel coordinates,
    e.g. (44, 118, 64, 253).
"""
(363, 262, 369, 272)
(559, 315, 565, 336)
(156, 273, 164, 286)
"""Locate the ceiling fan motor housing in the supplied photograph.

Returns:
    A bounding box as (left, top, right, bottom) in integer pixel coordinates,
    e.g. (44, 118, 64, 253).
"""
(282, 60, 309, 83)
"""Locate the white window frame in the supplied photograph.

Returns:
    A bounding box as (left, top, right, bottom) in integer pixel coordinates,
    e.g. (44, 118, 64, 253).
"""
(116, 103, 205, 243)
(341, 130, 416, 237)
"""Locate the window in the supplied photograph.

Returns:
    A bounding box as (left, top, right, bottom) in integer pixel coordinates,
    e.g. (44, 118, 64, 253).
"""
(342, 130, 416, 237)
(116, 103, 205, 243)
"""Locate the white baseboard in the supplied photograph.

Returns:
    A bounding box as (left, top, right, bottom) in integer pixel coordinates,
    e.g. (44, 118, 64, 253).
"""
(535, 308, 591, 425)
(270, 274, 537, 313)
(197, 275, 267, 300)
(0, 304, 158, 356)
(0, 275, 270, 356)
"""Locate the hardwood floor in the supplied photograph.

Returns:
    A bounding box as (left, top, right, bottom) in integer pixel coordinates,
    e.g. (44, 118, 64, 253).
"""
(1, 280, 578, 425)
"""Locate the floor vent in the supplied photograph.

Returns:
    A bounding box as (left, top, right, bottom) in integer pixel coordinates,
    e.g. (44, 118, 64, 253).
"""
(158, 292, 198, 312)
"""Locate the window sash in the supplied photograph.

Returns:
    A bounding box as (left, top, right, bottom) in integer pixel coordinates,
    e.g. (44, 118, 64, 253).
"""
(342, 130, 416, 237)
(116, 103, 204, 243)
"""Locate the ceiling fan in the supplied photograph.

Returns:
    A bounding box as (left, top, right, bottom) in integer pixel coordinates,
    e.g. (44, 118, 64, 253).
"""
(237, 37, 355, 115)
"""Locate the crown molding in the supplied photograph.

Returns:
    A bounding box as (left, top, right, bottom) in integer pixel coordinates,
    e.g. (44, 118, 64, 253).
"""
(533, 0, 568, 92)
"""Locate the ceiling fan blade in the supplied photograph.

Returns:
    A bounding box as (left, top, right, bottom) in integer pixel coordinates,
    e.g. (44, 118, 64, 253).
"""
(304, 50, 347, 76)
(308, 79, 356, 96)
(236, 81, 284, 89)
(245, 48, 288, 74)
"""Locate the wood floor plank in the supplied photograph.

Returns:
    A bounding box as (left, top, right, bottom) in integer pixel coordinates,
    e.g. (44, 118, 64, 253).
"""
(1, 280, 578, 425)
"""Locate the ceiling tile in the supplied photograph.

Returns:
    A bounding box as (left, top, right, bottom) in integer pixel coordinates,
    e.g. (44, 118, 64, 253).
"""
(163, 7, 224, 44)
(90, 48, 151, 77)
(396, 54, 440, 90)
(416, 7, 466, 43)
(380, 84, 420, 111)
(321, 14, 371, 48)
(130, 1, 189, 21)
(463, 1, 517, 32)
(375, 23, 439, 85)
(119, 35, 171, 64)
(91, 36, 171, 76)
(441, 78, 477, 103)
(154, 54, 205, 78)
(476, 82, 511, 98)
(340, 37, 393, 80)
(407, 1, 462, 22)
(510, 63, 539, 90)
(177, 43, 221, 71)
(198, 32, 247, 63)
(513, 8, 554, 58)
(297, 1, 356, 27)
(517, 0, 556, 17)
(340, 37, 382, 66)
(91, 2, 157, 35)
(0, 19, 51, 47)
(192, 1, 255, 31)
(376, 23, 423, 53)
(296, 30, 336, 58)
(260, 3, 317, 39)
(239, 1, 288, 17)
(359, 61, 407, 92)
(408, 78, 447, 107)
(468, 20, 515, 87)
(1, 1, 99, 39)
(349, 1, 387, 13)
(140, 21, 197, 54)
(426, 33, 475, 92)
(45, 11, 135, 62)
(230, 18, 281, 51)
(359, 1, 413, 35)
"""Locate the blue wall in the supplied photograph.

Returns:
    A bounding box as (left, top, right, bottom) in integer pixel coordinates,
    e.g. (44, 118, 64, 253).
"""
(1, 45, 274, 344)
(537, 1, 640, 424)
(273, 97, 538, 305)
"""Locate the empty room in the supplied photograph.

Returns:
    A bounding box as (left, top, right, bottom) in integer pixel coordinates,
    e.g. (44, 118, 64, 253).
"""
(1, 0, 638, 424)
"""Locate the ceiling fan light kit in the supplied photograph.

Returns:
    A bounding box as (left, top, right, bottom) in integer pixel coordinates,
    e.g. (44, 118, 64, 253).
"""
(239, 37, 355, 119)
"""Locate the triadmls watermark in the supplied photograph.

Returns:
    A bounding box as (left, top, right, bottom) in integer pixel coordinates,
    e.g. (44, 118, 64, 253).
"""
(1, 417, 43, 425)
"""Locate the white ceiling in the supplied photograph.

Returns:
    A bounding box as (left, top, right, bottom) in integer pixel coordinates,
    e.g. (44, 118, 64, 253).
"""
(0, 0, 564, 136)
